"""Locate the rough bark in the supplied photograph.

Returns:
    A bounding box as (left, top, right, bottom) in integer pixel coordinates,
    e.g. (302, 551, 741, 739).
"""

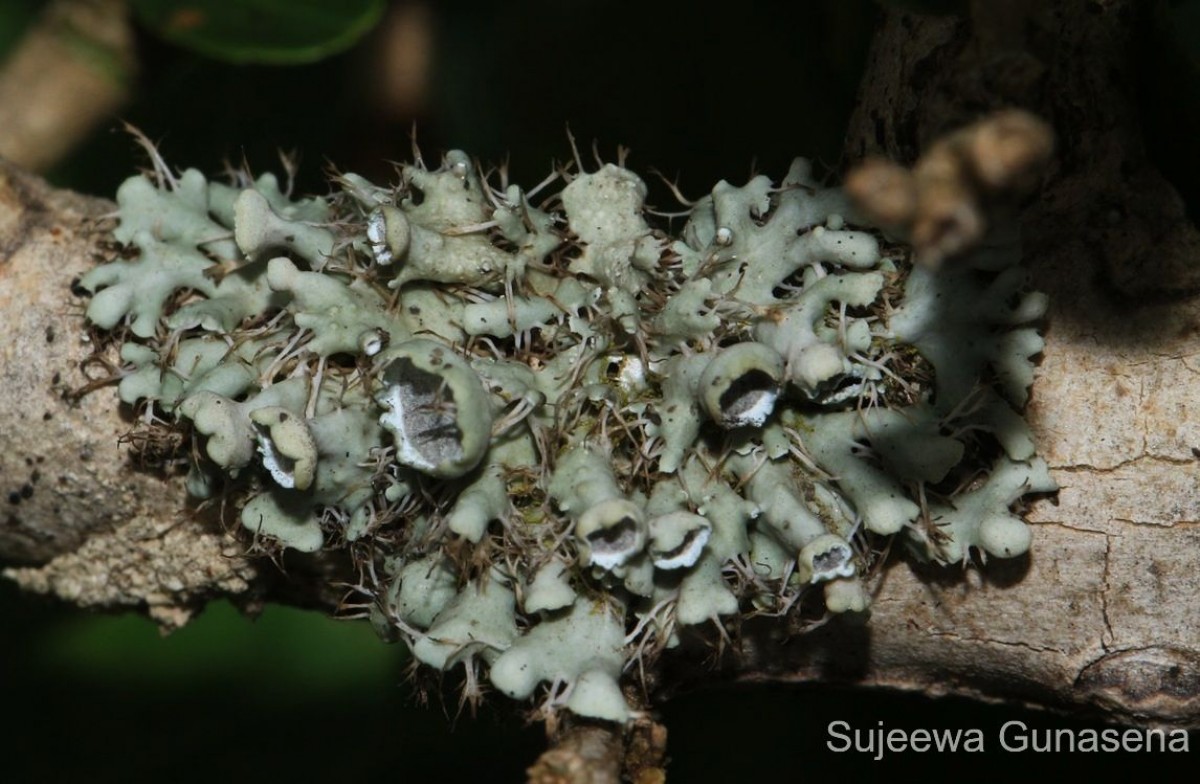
(2, 1, 1199, 778)
(0, 161, 258, 628)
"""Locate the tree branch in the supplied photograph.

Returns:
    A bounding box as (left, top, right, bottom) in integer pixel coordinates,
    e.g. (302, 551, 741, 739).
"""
(0, 0, 134, 171)
(0, 161, 260, 627)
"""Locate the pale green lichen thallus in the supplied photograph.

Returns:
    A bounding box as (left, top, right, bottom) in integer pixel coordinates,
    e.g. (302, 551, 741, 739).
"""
(80, 147, 1054, 722)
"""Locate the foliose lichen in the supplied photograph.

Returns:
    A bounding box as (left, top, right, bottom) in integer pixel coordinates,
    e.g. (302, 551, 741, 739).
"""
(80, 145, 1054, 723)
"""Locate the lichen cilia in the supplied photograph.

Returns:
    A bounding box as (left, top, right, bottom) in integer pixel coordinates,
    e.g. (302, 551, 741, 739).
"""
(79, 140, 1054, 722)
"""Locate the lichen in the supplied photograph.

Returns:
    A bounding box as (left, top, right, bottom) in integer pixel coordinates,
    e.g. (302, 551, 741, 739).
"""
(81, 146, 1053, 722)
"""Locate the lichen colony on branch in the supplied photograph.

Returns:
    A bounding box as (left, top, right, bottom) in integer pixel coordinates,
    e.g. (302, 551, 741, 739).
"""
(78, 140, 1053, 722)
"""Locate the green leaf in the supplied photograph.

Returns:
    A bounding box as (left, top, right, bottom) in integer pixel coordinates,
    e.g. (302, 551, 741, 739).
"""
(130, 0, 385, 65)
